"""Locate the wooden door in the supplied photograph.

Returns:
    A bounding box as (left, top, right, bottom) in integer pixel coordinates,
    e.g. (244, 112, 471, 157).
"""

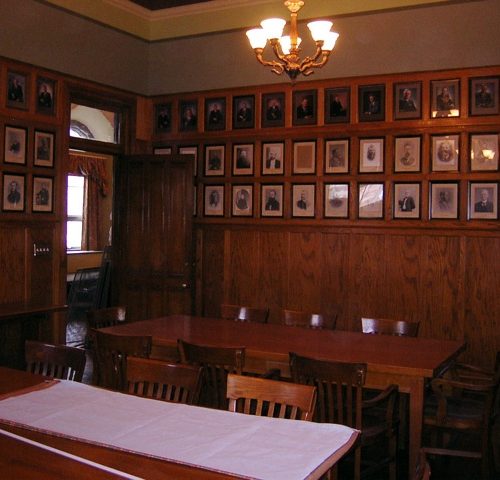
(112, 154, 194, 320)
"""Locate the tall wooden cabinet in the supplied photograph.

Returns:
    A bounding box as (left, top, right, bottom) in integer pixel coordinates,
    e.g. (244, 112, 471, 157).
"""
(112, 154, 194, 321)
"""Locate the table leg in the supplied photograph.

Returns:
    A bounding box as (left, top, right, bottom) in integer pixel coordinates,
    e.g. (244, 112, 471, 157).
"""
(407, 376, 425, 478)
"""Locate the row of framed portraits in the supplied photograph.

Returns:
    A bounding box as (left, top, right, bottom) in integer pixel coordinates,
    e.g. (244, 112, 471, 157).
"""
(1, 172, 53, 213)
(156, 132, 499, 177)
(2, 125, 55, 167)
(154, 76, 499, 134)
(5, 69, 56, 115)
(203, 181, 498, 221)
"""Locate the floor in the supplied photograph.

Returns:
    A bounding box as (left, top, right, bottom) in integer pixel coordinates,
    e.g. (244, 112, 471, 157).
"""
(64, 314, 498, 480)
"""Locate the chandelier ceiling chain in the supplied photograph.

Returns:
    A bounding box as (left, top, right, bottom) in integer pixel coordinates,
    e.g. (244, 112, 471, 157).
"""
(246, 0, 339, 81)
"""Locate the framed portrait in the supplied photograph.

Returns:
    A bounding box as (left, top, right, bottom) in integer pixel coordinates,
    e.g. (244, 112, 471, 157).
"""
(432, 134, 459, 172)
(431, 79, 460, 118)
(2, 173, 25, 212)
(325, 139, 349, 174)
(292, 184, 315, 218)
(232, 143, 254, 176)
(205, 97, 226, 131)
(179, 100, 198, 132)
(36, 77, 56, 115)
(394, 136, 421, 173)
(233, 95, 254, 129)
(204, 184, 224, 217)
(470, 133, 498, 171)
(393, 182, 421, 219)
(261, 92, 285, 128)
(358, 183, 384, 219)
(262, 142, 284, 175)
(232, 184, 253, 217)
(34, 130, 55, 167)
(468, 182, 498, 220)
(204, 145, 225, 176)
(394, 81, 421, 120)
(4, 126, 27, 165)
(153, 146, 172, 155)
(430, 182, 459, 219)
(324, 183, 349, 218)
(6, 71, 28, 110)
(179, 145, 198, 176)
(293, 140, 316, 174)
(292, 89, 317, 126)
(469, 77, 499, 116)
(154, 103, 172, 133)
(358, 84, 385, 122)
(261, 184, 283, 217)
(32, 176, 53, 213)
(359, 138, 384, 173)
(325, 87, 350, 124)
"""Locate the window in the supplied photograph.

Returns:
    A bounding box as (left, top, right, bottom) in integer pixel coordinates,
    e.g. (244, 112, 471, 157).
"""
(69, 104, 120, 144)
(67, 175, 84, 250)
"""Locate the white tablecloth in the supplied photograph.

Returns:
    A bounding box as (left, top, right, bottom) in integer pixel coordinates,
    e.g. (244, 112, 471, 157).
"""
(0, 380, 358, 480)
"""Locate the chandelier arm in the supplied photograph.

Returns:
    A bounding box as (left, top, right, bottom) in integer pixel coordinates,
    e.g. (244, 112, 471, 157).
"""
(297, 44, 323, 70)
(254, 49, 285, 75)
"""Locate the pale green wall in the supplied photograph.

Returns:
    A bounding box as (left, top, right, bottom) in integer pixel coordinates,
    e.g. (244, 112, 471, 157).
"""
(0, 0, 149, 94)
(1, 0, 499, 95)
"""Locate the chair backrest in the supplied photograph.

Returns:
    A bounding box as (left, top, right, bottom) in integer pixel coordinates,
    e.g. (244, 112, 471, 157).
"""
(282, 309, 337, 330)
(25, 340, 86, 382)
(361, 317, 420, 337)
(126, 356, 202, 405)
(220, 304, 269, 324)
(290, 351, 366, 427)
(226, 373, 316, 421)
(414, 450, 431, 480)
(87, 306, 126, 329)
(92, 330, 152, 391)
(67, 267, 101, 310)
(177, 339, 245, 409)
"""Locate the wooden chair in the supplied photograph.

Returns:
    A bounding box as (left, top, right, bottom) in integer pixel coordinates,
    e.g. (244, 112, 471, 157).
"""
(25, 340, 86, 382)
(220, 304, 269, 324)
(126, 356, 202, 405)
(177, 339, 245, 409)
(422, 360, 499, 479)
(282, 309, 337, 330)
(290, 352, 399, 480)
(226, 373, 316, 421)
(87, 306, 126, 329)
(91, 329, 152, 391)
(414, 449, 431, 480)
(361, 317, 420, 337)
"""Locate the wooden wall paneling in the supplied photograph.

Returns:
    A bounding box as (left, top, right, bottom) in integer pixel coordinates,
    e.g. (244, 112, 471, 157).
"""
(348, 233, 387, 332)
(258, 230, 289, 323)
(382, 234, 421, 324)
(320, 232, 351, 330)
(29, 226, 55, 305)
(198, 227, 224, 317)
(287, 231, 323, 318)
(0, 225, 27, 304)
(464, 236, 500, 368)
(224, 228, 262, 310)
(420, 235, 464, 341)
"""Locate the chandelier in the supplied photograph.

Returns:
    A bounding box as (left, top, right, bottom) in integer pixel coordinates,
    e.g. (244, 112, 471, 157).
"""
(246, 0, 339, 81)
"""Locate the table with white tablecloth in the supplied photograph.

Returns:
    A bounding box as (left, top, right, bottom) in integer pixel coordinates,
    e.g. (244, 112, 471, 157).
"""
(0, 379, 359, 480)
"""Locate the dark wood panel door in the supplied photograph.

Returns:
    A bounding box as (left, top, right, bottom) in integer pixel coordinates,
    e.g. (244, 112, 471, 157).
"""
(113, 155, 194, 320)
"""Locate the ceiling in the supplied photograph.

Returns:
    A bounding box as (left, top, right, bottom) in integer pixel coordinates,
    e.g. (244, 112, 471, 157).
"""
(129, 0, 210, 9)
(42, 0, 465, 41)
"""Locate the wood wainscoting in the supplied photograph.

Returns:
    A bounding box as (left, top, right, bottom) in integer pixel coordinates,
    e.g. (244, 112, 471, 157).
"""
(196, 224, 499, 369)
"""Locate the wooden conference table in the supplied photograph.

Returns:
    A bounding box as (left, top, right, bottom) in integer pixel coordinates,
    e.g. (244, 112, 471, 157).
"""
(103, 314, 466, 477)
(0, 367, 358, 480)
